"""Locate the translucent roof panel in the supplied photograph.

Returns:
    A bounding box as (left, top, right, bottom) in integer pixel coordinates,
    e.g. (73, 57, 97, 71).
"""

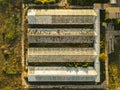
(28, 36, 95, 43)
(28, 9, 97, 16)
(28, 15, 94, 24)
(28, 66, 98, 82)
(28, 55, 96, 63)
(110, 0, 117, 4)
(28, 48, 97, 63)
(28, 28, 96, 36)
(28, 48, 97, 56)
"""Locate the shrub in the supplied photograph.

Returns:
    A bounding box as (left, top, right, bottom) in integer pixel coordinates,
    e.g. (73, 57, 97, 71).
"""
(100, 39, 105, 52)
(66, 62, 79, 67)
(66, 62, 93, 67)
(82, 62, 89, 67)
(3, 50, 11, 56)
(34, 0, 56, 4)
(3, 65, 18, 75)
(5, 30, 17, 43)
(99, 53, 107, 62)
(2, 58, 21, 75)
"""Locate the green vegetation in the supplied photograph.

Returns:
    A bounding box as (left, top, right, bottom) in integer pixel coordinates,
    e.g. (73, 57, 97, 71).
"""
(100, 27, 106, 62)
(66, 62, 94, 67)
(3, 17, 19, 43)
(108, 37, 120, 90)
(109, 63, 120, 90)
(0, 0, 22, 89)
(100, 24, 106, 63)
(35, 0, 56, 4)
(99, 52, 107, 62)
(100, 38, 105, 52)
(24, 0, 59, 4)
(2, 87, 13, 90)
(112, 19, 120, 30)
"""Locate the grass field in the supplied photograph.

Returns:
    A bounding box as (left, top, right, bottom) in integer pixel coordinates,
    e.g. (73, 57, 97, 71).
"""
(0, 0, 22, 90)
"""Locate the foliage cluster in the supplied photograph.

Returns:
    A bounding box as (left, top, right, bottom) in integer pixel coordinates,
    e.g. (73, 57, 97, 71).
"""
(35, 0, 56, 4)
(99, 52, 107, 62)
(24, 0, 59, 4)
(109, 63, 120, 90)
(100, 36, 107, 62)
(66, 62, 94, 67)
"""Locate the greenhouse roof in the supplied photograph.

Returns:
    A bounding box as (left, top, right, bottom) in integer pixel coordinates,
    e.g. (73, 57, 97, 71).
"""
(28, 9, 97, 16)
(28, 48, 97, 56)
(28, 66, 97, 82)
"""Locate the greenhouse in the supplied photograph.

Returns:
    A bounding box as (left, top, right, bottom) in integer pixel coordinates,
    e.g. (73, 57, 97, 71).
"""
(27, 9, 100, 83)
(28, 9, 96, 24)
(28, 66, 98, 82)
